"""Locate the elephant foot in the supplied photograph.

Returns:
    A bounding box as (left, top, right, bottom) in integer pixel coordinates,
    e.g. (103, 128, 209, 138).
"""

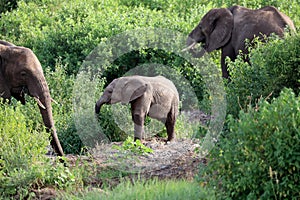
(45, 145, 66, 165)
(134, 137, 145, 144)
(164, 137, 176, 145)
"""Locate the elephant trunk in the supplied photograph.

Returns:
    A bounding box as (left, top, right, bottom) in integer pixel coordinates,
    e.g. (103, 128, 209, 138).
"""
(39, 96, 64, 156)
(184, 37, 205, 58)
(95, 98, 106, 114)
(29, 75, 64, 156)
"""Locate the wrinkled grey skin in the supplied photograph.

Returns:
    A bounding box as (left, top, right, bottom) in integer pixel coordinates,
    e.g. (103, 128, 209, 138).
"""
(0, 40, 64, 156)
(186, 5, 296, 78)
(95, 75, 179, 142)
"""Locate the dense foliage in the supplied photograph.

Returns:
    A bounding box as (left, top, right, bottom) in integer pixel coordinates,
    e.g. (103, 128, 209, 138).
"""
(0, 102, 79, 199)
(0, 0, 18, 14)
(0, 0, 299, 198)
(226, 34, 300, 116)
(200, 89, 300, 199)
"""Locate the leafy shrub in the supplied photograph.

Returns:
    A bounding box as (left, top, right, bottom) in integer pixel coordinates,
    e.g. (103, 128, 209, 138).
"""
(0, 0, 207, 73)
(0, 0, 46, 14)
(0, 0, 18, 14)
(112, 136, 153, 155)
(0, 103, 52, 197)
(0, 102, 49, 171)
(0, 101, 84, 198)
(199, 88, 300, 199)
(226, 34, 300, 117)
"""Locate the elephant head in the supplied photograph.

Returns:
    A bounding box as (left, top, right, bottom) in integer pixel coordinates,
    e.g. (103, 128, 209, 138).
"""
(95, 75, 179, 142)
(95, 77, 148, 113)
(185, 8, 234, 57)
(184, 6, 295, 78)
(0, 41, 64, 156)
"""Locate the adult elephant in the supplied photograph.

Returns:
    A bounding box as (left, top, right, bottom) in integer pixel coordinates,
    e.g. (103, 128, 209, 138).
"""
(184, 5, 296, 78)
(0, 40, 64, 156)
(95, 75, 179, 142)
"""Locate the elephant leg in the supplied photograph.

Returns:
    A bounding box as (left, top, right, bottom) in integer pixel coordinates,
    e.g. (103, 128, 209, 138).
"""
(0, 75, 11, 101)
(221, 46, 236, 79)
(132, 114, 145, 141)
(221, 57, 230, 79)
(130, 97, 150, 141)
(165, 109, 176, 142)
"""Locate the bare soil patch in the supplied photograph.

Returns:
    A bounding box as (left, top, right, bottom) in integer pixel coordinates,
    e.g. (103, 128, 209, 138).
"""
(65, 137, 205, 189)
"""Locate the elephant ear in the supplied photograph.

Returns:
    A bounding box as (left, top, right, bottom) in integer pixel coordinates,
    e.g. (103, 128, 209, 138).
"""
(205, 8, 233, 52)
(0, 40, 15, 47)
(112, 77, 148, 104)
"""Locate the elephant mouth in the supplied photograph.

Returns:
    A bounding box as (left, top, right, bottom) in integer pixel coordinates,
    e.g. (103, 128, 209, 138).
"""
(196, 37, 207, 50)
(11, 86, 27, 94)
(195, 42, 207, 51)
(182, 36, 206, 53)
(191, 37, 207, 56)
(182, 42, 207, 58)
(11, 86, 28, 104)
(11, 86, 47, 109)
(182, 42, 196, 52)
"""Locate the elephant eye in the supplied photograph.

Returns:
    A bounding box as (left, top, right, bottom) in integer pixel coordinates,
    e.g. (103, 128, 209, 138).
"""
(20, 71, 27, 77)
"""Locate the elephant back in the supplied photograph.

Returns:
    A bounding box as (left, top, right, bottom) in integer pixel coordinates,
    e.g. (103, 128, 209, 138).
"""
(148, 76, 179, 98)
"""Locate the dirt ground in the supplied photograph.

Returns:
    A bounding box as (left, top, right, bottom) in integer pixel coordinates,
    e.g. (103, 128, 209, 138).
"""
(97, 137, 204, 178)
(68, 110, 210, 185)
(65, 137, 206, 185)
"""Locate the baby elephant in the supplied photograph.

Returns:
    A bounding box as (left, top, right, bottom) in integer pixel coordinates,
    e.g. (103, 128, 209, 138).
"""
(95, 75, 179, 142)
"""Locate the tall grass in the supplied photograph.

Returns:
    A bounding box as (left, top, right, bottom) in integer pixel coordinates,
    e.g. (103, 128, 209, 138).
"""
(65, 179, 215, 200)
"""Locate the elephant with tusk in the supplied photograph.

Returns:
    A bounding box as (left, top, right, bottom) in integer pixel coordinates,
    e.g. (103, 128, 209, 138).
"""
(184, 5, 296, 78)
(0, 40, 64, 156)
(95, 75, 179, 142)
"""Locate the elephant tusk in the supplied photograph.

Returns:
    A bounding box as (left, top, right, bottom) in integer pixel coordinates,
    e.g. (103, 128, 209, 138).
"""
(51, 98, 58, 105)
(181, 41, 197, 52)
(34, 97, 46, 109)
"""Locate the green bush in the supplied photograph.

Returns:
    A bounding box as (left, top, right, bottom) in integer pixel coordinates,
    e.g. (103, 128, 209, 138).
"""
(0, 0, 207, 73)
(226, 34, 300, 117)
(0, 101, 84, 198)
(112, 136, 154, 155)
(0, 102, 49, 171)
(0, 0, 18, 14)
(0, 103, 52, 197)
(199, 88, 300, 199)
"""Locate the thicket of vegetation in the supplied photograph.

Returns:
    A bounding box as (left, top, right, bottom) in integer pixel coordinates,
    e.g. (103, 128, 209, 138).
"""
(0, 0, 299, 199)
(199, 89, 300, 199)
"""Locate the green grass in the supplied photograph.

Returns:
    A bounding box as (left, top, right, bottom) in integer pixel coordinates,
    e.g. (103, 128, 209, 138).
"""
(64, 179, 215, 200)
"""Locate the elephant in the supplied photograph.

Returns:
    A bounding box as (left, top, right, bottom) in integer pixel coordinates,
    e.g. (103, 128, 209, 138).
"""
(184, 5, 296, 78)
(95, 75, 179, 142)
(0, 40, 64, 156)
